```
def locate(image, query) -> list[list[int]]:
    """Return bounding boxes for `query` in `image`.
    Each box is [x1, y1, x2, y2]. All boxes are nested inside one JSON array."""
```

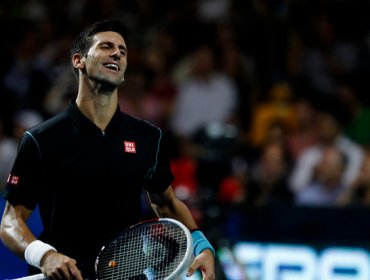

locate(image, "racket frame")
[[94, 217, 194, 280]]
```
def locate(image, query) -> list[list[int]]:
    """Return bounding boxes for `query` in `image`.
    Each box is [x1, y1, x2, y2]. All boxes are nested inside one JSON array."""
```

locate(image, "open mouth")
[[104, 63, 120, 72]]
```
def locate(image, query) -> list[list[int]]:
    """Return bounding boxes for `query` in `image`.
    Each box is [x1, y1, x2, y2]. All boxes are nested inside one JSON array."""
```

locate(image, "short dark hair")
[[70, 19, 128, 77]]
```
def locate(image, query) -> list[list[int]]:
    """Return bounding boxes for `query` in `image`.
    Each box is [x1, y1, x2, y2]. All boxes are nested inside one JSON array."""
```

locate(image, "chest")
[[41, 132, 156, 189]]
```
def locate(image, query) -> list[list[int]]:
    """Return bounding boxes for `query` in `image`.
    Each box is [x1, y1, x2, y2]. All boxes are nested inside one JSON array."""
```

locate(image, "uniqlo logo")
[[7, 174, 20, 185], [124, 141, 136, 153]]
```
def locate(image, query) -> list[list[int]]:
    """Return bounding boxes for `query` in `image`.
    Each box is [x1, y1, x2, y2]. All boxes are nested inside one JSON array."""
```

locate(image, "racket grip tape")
[[25, 240, 57, 269], [191, 230, 215, 257]]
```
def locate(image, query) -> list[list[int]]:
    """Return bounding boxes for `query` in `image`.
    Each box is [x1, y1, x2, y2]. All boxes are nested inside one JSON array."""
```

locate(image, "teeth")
[[105, 63, 119, 71]]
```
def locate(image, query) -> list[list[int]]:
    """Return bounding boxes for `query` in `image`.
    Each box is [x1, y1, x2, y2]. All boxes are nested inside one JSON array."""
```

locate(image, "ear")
[[72, 53, 85, 70]]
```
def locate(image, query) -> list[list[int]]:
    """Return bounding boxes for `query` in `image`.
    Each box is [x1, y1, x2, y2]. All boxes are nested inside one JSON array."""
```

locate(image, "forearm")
[[158, 196, 198, 231], [149, 186, 198, 231], [0, 202, 36, 259], [154, 189, 215, 258], [151, 187, 215, 279]]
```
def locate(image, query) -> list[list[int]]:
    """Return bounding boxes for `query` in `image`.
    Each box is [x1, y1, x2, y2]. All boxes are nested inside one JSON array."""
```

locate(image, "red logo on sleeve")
[[7, 174, 20, 185], [124, 141, 136, 153]]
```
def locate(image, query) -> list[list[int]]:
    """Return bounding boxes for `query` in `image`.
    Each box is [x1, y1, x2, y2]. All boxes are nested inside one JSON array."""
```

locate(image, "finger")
[[186, 259, 201, 277], [199, 267, 216, 280], [49, 270, 63, 280], [68, 266, 83, 280], [55, 258, 78, 280], [190, 261, 215, 280], [64, 257, 79, 276]]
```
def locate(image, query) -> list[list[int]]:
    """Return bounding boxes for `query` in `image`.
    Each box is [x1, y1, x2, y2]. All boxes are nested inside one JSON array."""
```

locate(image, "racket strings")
[[96, 221, 189, 279]]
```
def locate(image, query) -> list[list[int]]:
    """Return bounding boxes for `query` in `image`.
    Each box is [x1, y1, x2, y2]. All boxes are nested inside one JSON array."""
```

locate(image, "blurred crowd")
[[1, 0, 370, 227]]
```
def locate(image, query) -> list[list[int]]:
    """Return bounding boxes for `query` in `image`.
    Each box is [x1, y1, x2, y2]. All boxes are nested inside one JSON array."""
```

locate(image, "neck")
[[76, 91, 118, 132]]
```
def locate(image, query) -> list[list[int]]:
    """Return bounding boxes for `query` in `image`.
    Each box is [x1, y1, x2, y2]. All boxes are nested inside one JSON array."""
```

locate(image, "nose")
[[110, 48, 122, 59]]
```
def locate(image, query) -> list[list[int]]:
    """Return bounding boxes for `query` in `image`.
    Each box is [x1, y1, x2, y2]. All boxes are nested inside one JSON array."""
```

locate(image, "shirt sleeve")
[[3, 132, 42, 210]]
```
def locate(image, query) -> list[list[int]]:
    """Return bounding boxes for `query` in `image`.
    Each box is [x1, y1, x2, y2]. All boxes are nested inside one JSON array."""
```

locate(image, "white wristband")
[[24, 240, 57, 269]]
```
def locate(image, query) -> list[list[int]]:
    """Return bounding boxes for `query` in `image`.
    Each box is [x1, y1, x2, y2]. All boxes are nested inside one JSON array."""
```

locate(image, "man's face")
[[83, 31, 127, 88]]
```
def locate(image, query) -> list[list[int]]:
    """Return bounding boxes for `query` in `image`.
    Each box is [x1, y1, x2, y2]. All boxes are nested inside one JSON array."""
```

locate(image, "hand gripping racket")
[[9, 218, 194, 280]]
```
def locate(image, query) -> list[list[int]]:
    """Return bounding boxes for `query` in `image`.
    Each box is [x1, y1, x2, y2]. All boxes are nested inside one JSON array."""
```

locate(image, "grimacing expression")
[[82, 31, 128, 88]]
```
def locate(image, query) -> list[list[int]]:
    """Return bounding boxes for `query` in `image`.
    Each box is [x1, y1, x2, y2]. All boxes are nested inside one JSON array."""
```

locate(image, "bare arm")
[[148, 186, 198, 230], [148, 186, 215, 280], [1, 202, 83, 280], [0, 202, 36, 259]]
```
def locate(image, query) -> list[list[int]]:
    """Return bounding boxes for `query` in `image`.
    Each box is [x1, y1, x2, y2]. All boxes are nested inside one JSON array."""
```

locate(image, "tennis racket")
[[9, 218, 194, 280]]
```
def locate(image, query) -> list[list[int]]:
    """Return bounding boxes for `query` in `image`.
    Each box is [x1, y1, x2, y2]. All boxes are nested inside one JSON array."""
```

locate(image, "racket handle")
[[7, 273, 48, 280]]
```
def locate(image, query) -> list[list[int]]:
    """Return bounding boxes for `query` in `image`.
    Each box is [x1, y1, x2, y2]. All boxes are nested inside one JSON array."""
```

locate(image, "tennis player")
[[0, 19, 215, 280]]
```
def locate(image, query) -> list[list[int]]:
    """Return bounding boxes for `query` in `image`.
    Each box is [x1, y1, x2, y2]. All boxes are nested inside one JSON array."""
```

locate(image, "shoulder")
[[15, 113, 69, 158], [121, 112, 162, 136], [29, 111, 70, 135]]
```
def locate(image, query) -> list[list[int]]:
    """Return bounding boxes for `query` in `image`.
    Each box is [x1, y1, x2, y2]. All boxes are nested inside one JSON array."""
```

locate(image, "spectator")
[[169, 43, 238, 141], [297, 14, 360, 98], [247, 81, 298, 149], [336, 76, 370, 148], [286, 95, 318, 160], [247, 140, 294, 206], [337, 149, 370, 207], [288, 106, 364, 194], [295, 145, 347, 206]]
